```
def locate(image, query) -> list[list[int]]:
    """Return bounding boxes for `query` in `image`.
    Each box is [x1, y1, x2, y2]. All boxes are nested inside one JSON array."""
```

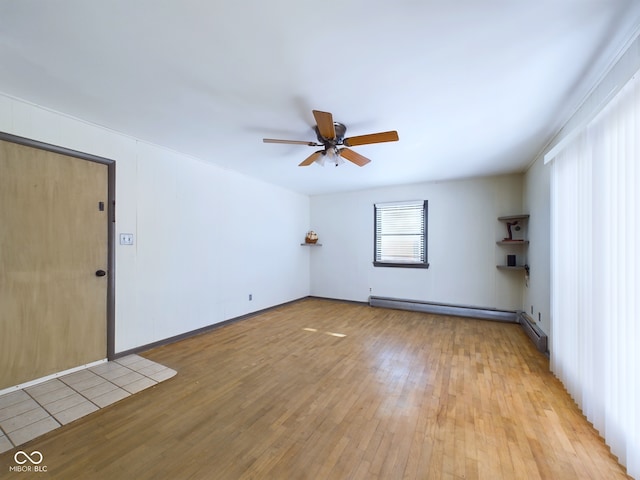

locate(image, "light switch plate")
[[120, 233, 134, 245]]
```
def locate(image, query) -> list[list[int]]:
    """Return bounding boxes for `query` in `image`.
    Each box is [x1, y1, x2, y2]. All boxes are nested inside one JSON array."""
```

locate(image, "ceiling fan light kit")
[[263, 110, 399, 167]]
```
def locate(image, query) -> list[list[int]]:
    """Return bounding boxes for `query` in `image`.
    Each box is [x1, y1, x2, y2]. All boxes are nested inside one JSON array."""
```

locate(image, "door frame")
[[0, 131, 116, 360]]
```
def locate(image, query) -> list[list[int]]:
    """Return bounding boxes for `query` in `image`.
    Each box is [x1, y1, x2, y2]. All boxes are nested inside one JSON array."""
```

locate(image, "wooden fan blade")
[[299, 151, 324, 166], [343, 130, 399, 147], [263, 138, 320, 146], [312, 110, 336, 139], [340, 148, 371, 167]]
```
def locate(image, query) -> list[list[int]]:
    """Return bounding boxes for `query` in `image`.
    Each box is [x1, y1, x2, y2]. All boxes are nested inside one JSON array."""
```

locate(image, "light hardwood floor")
[[0, 298, 630, 479]]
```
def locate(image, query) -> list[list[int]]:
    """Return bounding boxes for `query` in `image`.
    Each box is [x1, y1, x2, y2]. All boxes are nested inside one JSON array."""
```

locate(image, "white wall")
[[309, 175, 525, 310], [522, 157, 551, 335], [0, 93, 310, 353]]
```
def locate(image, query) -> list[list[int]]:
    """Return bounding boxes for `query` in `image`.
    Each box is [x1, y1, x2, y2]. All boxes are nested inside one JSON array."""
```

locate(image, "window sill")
[[373, 262, 430, 269]]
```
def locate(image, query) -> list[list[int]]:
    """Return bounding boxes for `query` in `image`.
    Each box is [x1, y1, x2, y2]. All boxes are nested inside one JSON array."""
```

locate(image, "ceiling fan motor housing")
[[315, 122, 347, 144]]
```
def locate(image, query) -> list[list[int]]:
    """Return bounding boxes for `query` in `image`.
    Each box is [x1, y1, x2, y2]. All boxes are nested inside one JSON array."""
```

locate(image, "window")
[[374, 200, 428, 268]]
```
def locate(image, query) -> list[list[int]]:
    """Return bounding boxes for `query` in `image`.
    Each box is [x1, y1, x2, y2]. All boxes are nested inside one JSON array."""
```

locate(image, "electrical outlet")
[[531, 305, 533, 314], [538, 312, 541, 322], [249, 294, 252, 301]]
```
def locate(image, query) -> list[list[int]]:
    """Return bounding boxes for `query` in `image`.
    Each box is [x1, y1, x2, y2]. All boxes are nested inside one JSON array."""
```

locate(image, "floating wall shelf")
[[497, 214, 529, 271], [498, 214, 530, 222]]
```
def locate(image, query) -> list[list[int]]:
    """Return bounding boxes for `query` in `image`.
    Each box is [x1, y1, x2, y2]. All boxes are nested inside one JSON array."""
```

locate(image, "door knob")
[[95, 270, 107, 277]]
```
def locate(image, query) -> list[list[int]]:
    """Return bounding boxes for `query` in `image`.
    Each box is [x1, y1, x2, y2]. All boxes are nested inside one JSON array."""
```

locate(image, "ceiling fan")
[[263, 110, 399, 167]]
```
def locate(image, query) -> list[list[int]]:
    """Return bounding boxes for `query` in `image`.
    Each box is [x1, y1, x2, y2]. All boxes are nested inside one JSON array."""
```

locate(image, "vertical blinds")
[[550, 71, 640, 478], [374, 200, 427, 265]]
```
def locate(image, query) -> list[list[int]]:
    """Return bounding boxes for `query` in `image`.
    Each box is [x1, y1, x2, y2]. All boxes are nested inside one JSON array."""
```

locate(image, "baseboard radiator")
[[518, 312, 548, 353], [368, 296, 548, 353], [368, 296, 518, 323]]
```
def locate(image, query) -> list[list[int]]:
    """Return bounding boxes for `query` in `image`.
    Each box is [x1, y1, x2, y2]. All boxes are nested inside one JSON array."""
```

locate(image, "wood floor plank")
[[0, 298, 631, 479]]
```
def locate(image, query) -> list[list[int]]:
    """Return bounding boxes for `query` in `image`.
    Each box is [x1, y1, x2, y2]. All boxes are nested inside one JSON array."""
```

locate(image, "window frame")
[[373, 200, 429, 269]]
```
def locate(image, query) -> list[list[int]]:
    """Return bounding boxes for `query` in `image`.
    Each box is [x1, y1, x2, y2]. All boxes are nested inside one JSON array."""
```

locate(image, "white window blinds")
[[374, 200, 428, 267]]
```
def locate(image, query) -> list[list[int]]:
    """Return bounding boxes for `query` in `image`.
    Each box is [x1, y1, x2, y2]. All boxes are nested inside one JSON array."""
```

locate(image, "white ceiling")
[[1, 1, 639, 195]]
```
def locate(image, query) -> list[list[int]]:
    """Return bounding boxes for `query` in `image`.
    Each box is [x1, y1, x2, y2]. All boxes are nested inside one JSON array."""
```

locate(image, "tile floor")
[[0, 354, 176, 453]]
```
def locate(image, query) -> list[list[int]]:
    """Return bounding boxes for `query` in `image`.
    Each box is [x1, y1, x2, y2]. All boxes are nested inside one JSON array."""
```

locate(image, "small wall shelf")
[[301, 243, 322, 246], [497, 214, 529, 271], [498, 214, 530, 222]]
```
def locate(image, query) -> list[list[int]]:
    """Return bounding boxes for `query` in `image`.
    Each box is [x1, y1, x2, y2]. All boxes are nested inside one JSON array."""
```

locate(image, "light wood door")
[[0, 139, 108, 390]]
